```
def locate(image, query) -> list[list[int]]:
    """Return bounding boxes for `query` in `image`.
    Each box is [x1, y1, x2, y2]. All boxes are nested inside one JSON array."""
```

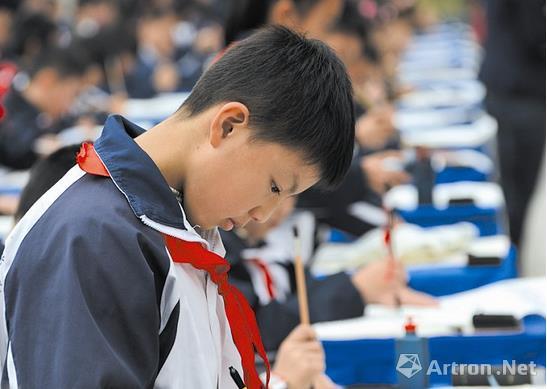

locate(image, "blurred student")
[[0, 46, 88, 170], [480, 0, 546, 246], [124, 8, 179, 98], [321, 6, 409, 196], [0, 27, 355, 387], [224, 0, 344, 45], [222, 197, 437, 351], [3, 10, 58, 68]]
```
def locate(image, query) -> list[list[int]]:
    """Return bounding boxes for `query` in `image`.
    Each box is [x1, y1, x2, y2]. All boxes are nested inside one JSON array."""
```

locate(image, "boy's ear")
[[209, 102, 250, 147]]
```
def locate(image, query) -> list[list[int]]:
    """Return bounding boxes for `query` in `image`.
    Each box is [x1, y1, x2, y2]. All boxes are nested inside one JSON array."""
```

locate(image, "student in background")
[[3, 10, 58, 69], [124, 7, 179, 98], [223, 197, 437, 351], [224, 0, 344, 45], [480, 0, 546, 247], [297, 2, 410, 237], [13, 145, 81, 222], [0, 47, 89, 170]]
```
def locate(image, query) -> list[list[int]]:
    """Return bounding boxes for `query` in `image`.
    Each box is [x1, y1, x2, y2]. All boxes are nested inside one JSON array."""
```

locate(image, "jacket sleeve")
[[4, 213, 166, 388], [250, 270, 365, 351], [0, 117, 40, 170]]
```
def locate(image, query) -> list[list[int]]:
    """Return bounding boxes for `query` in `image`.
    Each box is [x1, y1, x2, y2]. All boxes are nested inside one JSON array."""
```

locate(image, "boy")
[[0, 26, 354, 388], [0, 47, 88, 170]]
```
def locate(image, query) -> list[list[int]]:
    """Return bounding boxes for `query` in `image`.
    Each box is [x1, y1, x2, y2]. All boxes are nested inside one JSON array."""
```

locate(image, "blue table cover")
[[408, 246, 517, 297], [435, 167, 489, 184], [398, 204, 504, 237], [323, 315, 545, 387]]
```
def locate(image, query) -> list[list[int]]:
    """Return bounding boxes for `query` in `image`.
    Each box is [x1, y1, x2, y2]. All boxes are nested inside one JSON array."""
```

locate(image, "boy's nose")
[[249, 199, 279, 223]]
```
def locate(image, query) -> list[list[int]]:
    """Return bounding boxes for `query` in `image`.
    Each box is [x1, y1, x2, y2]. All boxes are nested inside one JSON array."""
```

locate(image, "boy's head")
[[6, 11, 57, 64], [15, 145, 81, 222], [162, 26, 354, 231], [25, 46, 89, 119]]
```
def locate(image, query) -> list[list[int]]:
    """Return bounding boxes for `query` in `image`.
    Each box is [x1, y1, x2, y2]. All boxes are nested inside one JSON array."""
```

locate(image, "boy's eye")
[[271, 181, 281, 195]]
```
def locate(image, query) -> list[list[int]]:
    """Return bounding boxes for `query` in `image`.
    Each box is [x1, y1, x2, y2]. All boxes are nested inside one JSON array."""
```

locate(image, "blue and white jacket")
[[0, 115, 242, 388]]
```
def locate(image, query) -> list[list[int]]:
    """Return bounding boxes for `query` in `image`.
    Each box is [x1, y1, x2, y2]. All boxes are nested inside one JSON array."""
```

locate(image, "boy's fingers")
[[298, 341, 325, 354], [287, 324, 317, 342], [387, 170, 411, 185], [398, 287, 439, 307]]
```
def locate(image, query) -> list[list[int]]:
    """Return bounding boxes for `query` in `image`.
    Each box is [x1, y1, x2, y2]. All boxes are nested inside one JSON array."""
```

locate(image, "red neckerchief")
[[248, 258, 277, 300], [76, 143, 270, 389]]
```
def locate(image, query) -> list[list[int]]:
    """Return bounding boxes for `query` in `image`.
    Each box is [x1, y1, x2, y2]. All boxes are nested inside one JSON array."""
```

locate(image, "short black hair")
[[6, 11, 57, 60], [180, 26, 355, 190], [15, 145, 81, 221], [27, 45, 90, 79]]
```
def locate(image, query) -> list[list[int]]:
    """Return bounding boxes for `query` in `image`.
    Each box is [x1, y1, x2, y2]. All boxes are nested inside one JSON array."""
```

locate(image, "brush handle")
[[294, 252, 310, 325]]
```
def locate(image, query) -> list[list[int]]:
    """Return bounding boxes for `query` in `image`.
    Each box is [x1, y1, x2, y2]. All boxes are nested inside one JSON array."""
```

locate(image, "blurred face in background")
[[137, 13, 177, 58], [372, 18, 412, 78], [32, 69, 84, 120], [77, 0, 119, 30], [300, 0, 344, 38], [269, 0, 344, 39], [50, 76, 83, 119], [323, 31, 368, 86], [21, 0, 57, 19], [0, 9, 12, 51]]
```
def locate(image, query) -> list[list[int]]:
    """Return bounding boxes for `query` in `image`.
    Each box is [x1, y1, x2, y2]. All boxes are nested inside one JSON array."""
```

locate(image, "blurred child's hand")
[[273, 324, 326, 389], [313, 373, 338, 389], [351, 259, 407, 305], [360, 150, 411, 194], [351, 259, 438, 307], [397, 286, 438, 307]]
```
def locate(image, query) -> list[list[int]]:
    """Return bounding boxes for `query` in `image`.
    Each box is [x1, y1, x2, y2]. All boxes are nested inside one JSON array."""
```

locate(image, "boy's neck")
[[134, 113, 201, 193]]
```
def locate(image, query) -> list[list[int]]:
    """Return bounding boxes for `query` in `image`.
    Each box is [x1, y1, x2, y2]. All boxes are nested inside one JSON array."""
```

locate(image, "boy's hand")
[[273, 324, 326, 389], [397, 286, 438, 307], [312, 373, 338, 389], [351, 260, 438, 307], [360, 151, 411, 195], [351, 259, 407, 305]]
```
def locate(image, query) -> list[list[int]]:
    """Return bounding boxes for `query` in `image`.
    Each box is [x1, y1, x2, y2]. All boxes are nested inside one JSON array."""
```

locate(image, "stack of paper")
[[314, 278, 545, 341]]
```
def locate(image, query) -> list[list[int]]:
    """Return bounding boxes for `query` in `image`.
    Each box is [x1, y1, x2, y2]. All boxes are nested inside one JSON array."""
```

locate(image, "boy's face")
[[242, 196, 296, 241], [49, 76, 82, 119], [34, 70, 83, 120], [182, 105, 319, 231]]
